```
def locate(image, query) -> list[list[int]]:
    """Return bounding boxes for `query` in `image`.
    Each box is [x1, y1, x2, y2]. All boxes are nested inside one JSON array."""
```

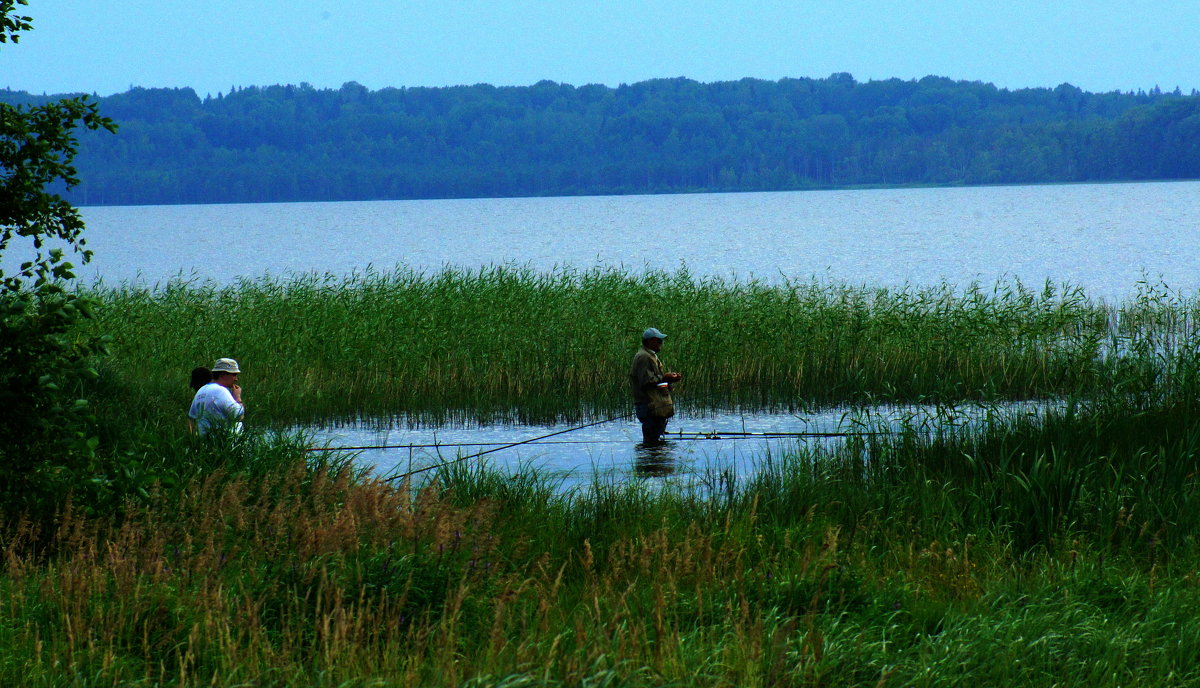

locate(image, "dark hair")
[[190, 366, 211, 391]]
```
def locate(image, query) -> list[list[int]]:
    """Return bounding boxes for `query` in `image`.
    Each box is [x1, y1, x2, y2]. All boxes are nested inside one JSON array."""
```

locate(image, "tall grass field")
[[4, 398, 1200, 686], [82, 266, 1198, 427], [4, 267, 1200, 686]]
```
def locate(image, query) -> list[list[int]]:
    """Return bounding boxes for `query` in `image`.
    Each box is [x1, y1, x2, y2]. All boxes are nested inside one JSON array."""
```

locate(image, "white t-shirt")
[[188, 382, 245, 435]]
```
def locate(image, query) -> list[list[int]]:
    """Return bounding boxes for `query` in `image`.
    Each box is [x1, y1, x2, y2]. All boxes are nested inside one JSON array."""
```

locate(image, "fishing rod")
[[380, 412, 631, 482], [309, 425, 892, 451], [306, 428, 893, 453], [308, 439, 619, 451], [667, 430, 895, 438]]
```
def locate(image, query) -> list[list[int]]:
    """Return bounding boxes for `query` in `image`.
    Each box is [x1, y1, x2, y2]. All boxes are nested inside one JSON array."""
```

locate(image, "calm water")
[[309, 402, 1046, 489], [15, 180, 1200, 303]]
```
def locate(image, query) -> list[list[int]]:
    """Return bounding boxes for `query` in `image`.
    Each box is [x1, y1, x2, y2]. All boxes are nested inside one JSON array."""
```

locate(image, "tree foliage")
[[2, 74, 1197, 206], [0, 0, 117, 517]]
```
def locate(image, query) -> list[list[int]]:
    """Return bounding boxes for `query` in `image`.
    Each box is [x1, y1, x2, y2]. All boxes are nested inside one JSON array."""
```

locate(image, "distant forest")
[[4, 74, 1200, 205]]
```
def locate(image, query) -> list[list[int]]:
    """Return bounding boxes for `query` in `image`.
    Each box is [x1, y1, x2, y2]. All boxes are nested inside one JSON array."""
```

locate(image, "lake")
[[14, 180, 1200, 304], [12, 181, 1197, 481]]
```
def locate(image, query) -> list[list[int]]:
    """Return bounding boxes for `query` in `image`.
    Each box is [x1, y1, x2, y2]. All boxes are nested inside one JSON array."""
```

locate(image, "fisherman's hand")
[[664, 372, 682, 383], [231, 384, 243, 403]]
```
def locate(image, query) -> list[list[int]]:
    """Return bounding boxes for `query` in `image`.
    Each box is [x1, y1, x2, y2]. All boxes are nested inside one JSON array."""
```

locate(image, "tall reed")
[[4, 395, 1199, 686], [9, 270, 1198, 685], [84, 266, 1169, 429]]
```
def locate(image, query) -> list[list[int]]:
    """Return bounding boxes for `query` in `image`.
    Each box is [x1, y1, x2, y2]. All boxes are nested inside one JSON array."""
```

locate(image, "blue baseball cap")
[[642, 327, 667, 340]]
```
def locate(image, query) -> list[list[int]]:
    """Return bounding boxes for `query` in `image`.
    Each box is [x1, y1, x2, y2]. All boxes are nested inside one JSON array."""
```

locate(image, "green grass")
[[84, 265, 1194, 430], [3, 394, 1200, 686], [6, 269, 1200, 685]]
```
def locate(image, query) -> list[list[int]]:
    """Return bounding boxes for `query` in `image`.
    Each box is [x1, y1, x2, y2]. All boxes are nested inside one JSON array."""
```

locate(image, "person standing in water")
[[629, 328, 682, 445], [188, 358, 245, 436]]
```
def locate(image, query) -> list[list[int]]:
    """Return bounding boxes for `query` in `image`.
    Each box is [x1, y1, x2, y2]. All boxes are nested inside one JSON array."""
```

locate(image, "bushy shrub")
[[1, 0, 116, 518]]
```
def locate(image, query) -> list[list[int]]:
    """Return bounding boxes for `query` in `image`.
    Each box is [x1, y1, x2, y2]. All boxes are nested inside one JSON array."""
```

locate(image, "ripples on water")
[[6, 181, 1199, 304]]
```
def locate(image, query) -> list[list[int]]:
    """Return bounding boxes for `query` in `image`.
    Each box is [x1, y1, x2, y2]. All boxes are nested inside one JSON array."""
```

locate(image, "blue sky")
[[3, 1, 1198, 97]]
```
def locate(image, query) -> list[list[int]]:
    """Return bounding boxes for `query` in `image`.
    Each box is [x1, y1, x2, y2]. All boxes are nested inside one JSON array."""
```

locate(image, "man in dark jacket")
[[629, 327, 682, 445]]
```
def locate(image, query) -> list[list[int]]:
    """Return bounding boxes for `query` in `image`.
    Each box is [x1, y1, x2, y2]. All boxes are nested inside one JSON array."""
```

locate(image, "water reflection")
[[634, 441, 677, 477]]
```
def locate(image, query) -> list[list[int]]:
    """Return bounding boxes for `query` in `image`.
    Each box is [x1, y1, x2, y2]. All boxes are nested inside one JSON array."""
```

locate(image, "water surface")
[[12, 181, 1200, 303], [6, 184, 1146, 479], [308, 401, 1046, 489]]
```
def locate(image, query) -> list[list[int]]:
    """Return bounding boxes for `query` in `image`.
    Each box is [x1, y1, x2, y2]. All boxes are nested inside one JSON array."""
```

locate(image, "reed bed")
[[3, 397, 1199, 687], [8, 269, 1197, 685], [82, 265, 1196, 429]]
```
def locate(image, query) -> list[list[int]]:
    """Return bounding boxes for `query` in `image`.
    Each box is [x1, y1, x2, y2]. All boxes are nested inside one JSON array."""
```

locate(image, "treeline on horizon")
[[4, 73, 1200, 206]]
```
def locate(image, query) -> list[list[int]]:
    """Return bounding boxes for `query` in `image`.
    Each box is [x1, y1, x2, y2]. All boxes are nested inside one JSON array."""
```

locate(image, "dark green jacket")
[[629, 346, 665, 404]]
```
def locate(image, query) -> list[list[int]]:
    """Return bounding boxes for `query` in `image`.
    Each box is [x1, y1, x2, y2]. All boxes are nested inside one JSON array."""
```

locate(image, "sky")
[[2, 1, 1198, 98]]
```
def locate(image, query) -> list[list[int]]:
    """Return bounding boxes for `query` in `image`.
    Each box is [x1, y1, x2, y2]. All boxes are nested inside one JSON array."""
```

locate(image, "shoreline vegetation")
[[5, 267, 1200, 685], [4, 401, 1199, 685], [84, 265, 1191, 427]]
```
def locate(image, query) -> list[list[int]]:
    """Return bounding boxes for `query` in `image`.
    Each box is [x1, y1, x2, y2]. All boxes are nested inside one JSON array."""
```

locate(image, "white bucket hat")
[[212, 358, 240, 374]]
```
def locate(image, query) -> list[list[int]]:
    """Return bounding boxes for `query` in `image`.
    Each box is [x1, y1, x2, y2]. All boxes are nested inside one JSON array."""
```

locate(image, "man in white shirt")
[[189, 357, 245, 436]]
